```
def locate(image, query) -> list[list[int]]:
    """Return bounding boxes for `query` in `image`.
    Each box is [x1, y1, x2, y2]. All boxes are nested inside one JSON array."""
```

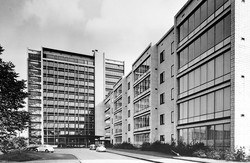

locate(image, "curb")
[[107, 150, 207, 163]]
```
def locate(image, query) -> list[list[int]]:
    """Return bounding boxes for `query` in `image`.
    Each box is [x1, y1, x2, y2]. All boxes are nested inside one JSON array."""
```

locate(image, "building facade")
[[27, 47, 124, 147], [104, 0, 250, 150]]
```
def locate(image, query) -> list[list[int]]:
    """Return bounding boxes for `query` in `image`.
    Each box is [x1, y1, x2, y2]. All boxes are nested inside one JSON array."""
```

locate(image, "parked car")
[[35, 145, 54, 153], [96, 145, 106, 152], [25, 145, 40, 151], [89, 144, 96, 150]]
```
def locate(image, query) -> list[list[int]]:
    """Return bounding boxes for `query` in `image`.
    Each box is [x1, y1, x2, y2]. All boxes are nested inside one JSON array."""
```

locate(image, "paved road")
[[56, 148, 148, 163], [55, 148, 196, 163]]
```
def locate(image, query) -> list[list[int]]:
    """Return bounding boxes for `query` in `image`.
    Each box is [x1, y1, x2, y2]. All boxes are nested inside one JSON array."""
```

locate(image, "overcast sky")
[[0, 0, 187, 79]]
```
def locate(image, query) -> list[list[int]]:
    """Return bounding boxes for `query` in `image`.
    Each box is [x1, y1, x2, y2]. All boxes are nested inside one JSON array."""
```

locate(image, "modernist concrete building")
[[27, 47, 124, 147], [104, 0, 250, 151]]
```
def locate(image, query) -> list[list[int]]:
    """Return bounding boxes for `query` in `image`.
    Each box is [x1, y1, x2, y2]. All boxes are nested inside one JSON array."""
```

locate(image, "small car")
[[89, 144, 96, 150], [35, 145, 54, 153], [96, 145, 106, 152]]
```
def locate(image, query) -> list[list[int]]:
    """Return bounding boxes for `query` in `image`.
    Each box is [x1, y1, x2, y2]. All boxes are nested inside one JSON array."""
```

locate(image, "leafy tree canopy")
[[0, 45, 30, 143]]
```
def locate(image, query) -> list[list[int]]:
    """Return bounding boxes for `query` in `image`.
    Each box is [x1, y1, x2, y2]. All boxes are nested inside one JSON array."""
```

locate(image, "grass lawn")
[[0, 151, 77, 162]]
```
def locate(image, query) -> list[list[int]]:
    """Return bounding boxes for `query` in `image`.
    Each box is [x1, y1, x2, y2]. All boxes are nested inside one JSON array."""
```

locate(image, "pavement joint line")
[[107, 150, 208, 163], [107, 150, 163, 163]]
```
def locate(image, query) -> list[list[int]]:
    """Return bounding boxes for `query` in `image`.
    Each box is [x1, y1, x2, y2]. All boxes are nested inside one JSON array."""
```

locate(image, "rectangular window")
[[194, 7, 201, 28], [188, 14, 195, 33], [201, 64, 207, 84], [194, 97, 200, 117], [224, 87, 230, 111], [160, 114, 165, 125], [194, 37, 201, 58], [207, 59, 215, 81], [128, 96, 130, 104], [128, 82, 130, 90], [171, 88, 174, 100], [207, 0, 215, 17], [160, 50, 165, 63], [207, 27, 215, 49], [188, 42, 195, 62], [128, 110, 130, 118], [171, 111, 174, 123], [200, 32, 207, 54], [171, 42, 174, 54], [215, 89, 223, 112], [128, 124, 130, 131], [207, 92, 215, 114], [200, 1, 208, 23], [171, 65, 174, 77], [201, 95, 207, 115], [224, 14, 231, 39], [160, 93, 165, 105], [179, 47, 188, 68], [215, 55, 223, 78], [160, 135, 165, 142], [224, 51, 231, 75], [215, 20, 224, 44], [188, 71, 195, 90], [160, 71, 165, 84], [194, 68, 201, 88], [188, 99, 194, 118]]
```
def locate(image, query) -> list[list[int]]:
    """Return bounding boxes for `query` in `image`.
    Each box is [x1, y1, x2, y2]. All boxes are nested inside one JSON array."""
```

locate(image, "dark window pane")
[[201, 1, 208, 23], [183, 20, 189, 39], [215, 0, 224, 10], [188, 14, 195, 33], [188, 42, 195, 62], [207, 125, 214, 147], [215, 20, 224, 44], [194, 37, 201, 58], [223, 123, 230, 147], [224, 14, 231, 39], [194, 8, 201, 28], [179, 25, 184, 41], [215, 124, 223, 148], [207, 27, 215, 49], [183, 47, 188, 66], [200, 32, 208, 53], [208, 0, 215, 16]]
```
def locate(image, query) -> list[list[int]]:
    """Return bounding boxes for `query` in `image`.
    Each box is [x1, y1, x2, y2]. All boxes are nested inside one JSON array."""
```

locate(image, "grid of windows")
[[178, 87, 230, 124], [179, 0, 229, 42], [134, 57, 151, 81], [134, 95, 150, 114], [114, 123, 122, 134], [134, 114, 150, 129], [179, 13, 231, 68], [179, 51, 230, 94], [114, 98, 122, 111], [134, 133, 149, 144], [134, 76, 150, 97], [114, 111, 122, 122], [178, 123, 230, 150]]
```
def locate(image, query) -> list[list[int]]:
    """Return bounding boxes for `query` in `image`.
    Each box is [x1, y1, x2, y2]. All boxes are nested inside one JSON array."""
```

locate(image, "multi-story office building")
[[175, 0, 250, 150], [105, 59, 125, 97], [27, 47, 124, 147], [104, 0, 250, 150]]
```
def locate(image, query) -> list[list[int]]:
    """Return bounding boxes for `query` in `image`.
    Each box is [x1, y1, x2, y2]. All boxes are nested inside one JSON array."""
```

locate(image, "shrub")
[[141, 142, 151, 151], [224, 147, 250, 162], [0, 137, 28, 154], [113, 142, 136, 149]]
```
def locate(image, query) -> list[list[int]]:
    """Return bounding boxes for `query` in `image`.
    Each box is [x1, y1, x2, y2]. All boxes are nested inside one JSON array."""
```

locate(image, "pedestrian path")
[[107, 149, 238, 163]]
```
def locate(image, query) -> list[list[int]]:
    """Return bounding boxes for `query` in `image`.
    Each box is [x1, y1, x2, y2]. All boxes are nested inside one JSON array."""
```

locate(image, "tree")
[[0, 45, 30, 153]]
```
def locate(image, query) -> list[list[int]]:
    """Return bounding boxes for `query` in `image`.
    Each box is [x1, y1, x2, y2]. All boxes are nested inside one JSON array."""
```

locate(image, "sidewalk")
[[107, 148, 238, 163]]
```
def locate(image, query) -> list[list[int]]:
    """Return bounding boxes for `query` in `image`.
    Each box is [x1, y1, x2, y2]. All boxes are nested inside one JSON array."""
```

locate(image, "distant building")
[[27, 47, 124, 147]]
